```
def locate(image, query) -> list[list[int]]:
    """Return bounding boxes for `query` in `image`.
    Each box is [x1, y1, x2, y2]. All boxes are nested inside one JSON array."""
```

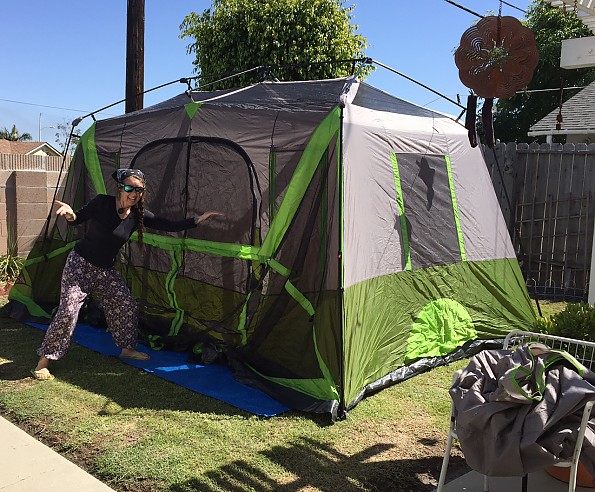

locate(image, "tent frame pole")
[[337, 107, 346, 419]]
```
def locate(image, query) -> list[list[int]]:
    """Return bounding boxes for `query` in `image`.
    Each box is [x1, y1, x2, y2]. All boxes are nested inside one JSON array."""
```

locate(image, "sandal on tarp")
[[31, 368, 54, 381]]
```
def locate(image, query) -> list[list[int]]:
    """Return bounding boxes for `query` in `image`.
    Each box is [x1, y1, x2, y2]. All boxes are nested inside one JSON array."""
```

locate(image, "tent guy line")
[[66, 58, 468, 134]]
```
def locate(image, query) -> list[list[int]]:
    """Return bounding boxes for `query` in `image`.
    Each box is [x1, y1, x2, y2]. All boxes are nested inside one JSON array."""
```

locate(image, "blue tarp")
[[27, 322, 289, 417]]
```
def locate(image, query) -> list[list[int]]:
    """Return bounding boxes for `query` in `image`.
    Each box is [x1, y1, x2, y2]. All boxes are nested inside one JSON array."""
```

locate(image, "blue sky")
[[1, 0, 531, 145]]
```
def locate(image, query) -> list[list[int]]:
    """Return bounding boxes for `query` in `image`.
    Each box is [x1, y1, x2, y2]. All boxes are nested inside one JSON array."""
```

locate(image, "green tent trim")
[[166, 248, 185, 337], [260, 107, 340, 258], [444, 154, 466, 262], [8, 241, 79, 318], [9, 284, 51, 319], [245, 321, 340, 402], [246, 363, 339, 402], [390, 153, 411, 271], [185, 102, 203, 120], [236, 291, 251, 345], [23, 241, 77, 266], [79, 122, 106, 195], [268, 259, 315, 316], [505, 347, 586, 401]]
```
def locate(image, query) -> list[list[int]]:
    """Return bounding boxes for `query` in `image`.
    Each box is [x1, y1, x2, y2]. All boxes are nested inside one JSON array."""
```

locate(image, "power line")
[[0, 97, 117, 116], [443, 0, 484, 18], [500, 0, 527, 14], [443, 0, 527, 18], [515, 85, 586, 94]]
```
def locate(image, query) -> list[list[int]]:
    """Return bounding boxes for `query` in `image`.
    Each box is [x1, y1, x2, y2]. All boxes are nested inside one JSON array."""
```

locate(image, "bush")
[[0, 252, 24, 285], [535, 302, 595, 341]]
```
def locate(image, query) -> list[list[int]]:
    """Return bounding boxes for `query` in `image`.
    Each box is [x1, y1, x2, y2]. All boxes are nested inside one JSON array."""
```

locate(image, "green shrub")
[[535, 302, 595, 341], [0, 252, 24, 284]]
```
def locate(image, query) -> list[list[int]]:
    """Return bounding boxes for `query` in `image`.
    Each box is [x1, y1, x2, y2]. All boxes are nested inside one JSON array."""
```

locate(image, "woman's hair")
[[115, 168, 147, 246], [136, 196, 145, 245]]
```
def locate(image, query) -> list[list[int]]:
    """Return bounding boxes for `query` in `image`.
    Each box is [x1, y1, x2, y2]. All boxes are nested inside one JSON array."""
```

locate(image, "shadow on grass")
[[0, 319, 266, 418], [0, 320, 471, 491], [168, 436, 468, 492]]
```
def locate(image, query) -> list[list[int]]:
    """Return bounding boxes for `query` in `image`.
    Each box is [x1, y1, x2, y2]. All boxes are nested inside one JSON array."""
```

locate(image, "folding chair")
[[437, 330, 595, 492]]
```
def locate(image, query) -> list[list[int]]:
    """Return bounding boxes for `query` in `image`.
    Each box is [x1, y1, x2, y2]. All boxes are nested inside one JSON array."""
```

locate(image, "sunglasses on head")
[[121, 184, 145, 193]]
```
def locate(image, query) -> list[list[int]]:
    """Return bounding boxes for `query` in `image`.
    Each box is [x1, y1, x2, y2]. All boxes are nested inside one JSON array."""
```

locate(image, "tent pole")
[[337, 107, 346, 420]]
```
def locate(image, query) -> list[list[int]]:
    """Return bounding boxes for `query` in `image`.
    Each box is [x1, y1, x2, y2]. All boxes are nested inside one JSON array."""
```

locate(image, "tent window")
[[392, 153, 461, 269]]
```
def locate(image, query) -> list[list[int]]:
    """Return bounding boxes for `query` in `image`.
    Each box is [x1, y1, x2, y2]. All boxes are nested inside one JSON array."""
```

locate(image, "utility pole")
[[125, 0, 145, 113]]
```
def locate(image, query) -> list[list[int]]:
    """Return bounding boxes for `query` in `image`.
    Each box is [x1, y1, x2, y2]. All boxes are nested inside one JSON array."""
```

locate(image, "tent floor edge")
[[1, 300, 51, 325], [228, 357, 340, 420], [346, 338, 504, 411]]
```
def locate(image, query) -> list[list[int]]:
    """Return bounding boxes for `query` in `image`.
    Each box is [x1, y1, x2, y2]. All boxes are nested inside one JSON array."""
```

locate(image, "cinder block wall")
[[0, 155, 70, 257]]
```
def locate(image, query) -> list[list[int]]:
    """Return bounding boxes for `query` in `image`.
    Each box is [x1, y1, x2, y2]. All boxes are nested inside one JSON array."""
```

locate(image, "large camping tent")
[[7, 77, 536, 418]]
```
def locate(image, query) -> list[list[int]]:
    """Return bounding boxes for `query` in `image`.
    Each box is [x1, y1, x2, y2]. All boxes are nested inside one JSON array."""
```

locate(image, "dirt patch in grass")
[[348, 412, 471, 490]]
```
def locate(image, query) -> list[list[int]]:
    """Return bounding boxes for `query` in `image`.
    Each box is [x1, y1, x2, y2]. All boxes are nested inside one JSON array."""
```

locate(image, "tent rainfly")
[[6, 77, 536, 418]]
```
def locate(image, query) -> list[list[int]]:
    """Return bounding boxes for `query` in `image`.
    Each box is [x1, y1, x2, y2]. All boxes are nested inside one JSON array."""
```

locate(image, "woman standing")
[[32, 168, 222, 380]]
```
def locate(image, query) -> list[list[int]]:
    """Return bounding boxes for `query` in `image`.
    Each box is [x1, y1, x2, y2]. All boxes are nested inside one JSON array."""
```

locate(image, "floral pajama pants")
[[38, 250, 138, 360]]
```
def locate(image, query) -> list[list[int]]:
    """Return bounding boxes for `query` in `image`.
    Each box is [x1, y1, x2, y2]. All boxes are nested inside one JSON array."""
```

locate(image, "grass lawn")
[[0, 298, 565, 491]]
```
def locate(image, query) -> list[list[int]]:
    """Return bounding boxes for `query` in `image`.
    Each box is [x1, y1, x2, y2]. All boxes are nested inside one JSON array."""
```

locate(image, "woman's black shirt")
[[71, 194, 195, 268]]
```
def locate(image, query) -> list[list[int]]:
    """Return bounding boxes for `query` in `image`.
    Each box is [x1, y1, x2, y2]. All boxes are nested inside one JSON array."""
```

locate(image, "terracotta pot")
[[546, 462, 595, 488]]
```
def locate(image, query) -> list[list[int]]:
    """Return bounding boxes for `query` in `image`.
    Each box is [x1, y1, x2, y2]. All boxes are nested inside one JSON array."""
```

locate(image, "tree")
[[53, 119, 81, 154], [492, 0, 595, 143], [180, 0, 369, 89], [0, 125, 32, 142]]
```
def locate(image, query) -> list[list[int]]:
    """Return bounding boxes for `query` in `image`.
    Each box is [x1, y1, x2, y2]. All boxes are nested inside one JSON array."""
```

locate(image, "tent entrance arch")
[[123, 136, 263, 347]]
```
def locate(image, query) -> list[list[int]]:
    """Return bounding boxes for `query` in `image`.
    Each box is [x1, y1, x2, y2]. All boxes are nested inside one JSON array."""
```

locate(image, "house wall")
[[0, 154, 71, 256], [566, 134, 594, 145]]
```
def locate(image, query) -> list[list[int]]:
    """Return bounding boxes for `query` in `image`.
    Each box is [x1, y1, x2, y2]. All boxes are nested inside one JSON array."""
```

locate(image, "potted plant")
[[0, 251, 24, 295]]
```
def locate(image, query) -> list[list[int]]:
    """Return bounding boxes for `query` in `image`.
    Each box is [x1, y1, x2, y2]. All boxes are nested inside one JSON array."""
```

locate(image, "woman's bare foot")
[[32, 356, 54, 380], [119, 348, 150, 361], [35, 356, 49, 372]]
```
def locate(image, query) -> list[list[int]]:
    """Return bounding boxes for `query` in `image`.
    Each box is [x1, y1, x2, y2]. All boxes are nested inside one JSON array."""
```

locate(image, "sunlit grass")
[[0, 298, 571, 491]]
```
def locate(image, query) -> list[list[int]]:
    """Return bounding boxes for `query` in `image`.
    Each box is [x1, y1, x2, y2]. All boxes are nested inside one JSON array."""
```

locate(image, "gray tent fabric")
[[451, 344, 595, 476]]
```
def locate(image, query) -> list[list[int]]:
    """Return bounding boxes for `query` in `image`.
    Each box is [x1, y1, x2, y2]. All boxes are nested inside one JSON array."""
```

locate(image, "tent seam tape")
[[445, 154, 466, 261], [390, 153, 412, 270], [166, 248, 184, 337], [80, 123, 106, 195]]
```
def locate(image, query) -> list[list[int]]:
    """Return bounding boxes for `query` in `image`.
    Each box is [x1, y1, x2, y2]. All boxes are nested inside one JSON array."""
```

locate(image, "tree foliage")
[[0, 125, 32, 142], [493, 0, 595, 143], [54, 120, 81, 154], [180, 0, 369, 89]]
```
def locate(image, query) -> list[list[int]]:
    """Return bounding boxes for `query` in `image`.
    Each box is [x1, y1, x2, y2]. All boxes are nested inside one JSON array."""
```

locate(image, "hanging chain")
[[556, 78, 565, 130]]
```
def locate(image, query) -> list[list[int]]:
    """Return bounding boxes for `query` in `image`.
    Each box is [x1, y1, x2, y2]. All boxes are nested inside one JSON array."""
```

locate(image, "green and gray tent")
[[8, 77, 536, 417]]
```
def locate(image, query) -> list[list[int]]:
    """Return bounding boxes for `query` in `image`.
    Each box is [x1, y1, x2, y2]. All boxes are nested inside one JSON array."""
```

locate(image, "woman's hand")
[[194, 211, 224, 225], [54, 200, 76, 222]]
